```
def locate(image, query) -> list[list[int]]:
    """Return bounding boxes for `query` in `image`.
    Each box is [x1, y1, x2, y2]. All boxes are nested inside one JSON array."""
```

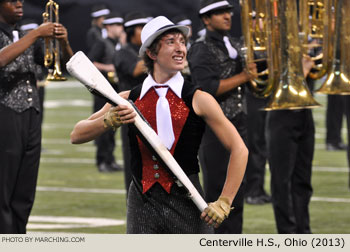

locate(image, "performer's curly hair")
[[142, 28, 187, 74]]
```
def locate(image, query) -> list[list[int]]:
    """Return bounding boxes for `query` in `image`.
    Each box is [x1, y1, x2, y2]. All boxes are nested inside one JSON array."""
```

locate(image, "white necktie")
[[12, 30, 19, 43], [223, 36, 238, 59], [155, 87, 175, 150]]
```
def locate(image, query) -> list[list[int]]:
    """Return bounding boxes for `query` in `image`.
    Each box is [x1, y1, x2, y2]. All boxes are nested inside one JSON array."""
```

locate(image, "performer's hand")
[[302, 55, 315, 78], [243, 62, 258, 81], [54, 23, 69, 44], [103, 105, 136, 130], [36, 22, 56, 38], [201, 196, 233, 228]]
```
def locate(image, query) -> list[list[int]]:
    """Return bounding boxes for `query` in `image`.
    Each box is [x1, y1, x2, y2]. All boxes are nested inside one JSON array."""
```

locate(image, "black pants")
[[0, 105, 41, 233], [326, 95, 346, 145], [245, 92, 268, 197], [93, 95, 116, 165], [266, 109, 314, 234], [199, 112, 247, 234]]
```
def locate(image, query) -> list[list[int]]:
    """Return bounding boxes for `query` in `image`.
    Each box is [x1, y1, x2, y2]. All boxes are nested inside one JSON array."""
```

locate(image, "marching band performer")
[[0, 0, 72, 233], [70, 16, 248, 233]]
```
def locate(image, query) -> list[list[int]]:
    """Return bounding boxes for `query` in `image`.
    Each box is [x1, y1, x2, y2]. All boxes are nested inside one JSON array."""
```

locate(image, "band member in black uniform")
[[0, 0, 73, 233], [86, 4, 110, 54], [71, 16, 247, 233], [113, 12, 148, 191], [266, 57, 315, 234], [326, 95, 347, 150], [188, 0, 257, 233], [88, 12, 125, 173]]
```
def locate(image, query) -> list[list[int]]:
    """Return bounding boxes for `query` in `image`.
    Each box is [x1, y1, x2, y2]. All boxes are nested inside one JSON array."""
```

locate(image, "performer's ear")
[[146, 49, 157, 60]]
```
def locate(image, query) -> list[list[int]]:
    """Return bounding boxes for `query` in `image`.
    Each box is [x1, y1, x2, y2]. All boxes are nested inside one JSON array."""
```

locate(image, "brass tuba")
[[42, 0, 66, 81], [240, 0, 320, 110]]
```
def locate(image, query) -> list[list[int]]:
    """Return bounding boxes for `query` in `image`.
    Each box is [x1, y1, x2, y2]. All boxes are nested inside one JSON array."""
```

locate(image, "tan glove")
[[206, 196, 233, 226], [103, 107, 122, 131]]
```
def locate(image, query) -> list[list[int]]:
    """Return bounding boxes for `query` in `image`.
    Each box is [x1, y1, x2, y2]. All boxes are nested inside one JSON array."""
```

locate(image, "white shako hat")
[[199, 0, 233, 16], [91, 4, 110, 18], [102, 12, 124, 25], [139, 16, 189, 56]]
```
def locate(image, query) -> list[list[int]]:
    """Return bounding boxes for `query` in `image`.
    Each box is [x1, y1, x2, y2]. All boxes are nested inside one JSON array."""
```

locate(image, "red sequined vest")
[[134, 87, 189, 193]]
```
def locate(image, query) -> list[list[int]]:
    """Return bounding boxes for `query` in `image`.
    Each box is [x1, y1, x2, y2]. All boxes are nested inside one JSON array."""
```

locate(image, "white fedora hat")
[[139, 16, 190, 56]]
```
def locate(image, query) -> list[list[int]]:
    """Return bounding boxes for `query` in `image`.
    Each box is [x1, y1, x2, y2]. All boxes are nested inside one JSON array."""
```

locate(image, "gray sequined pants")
[[126, 175, 213, 234]]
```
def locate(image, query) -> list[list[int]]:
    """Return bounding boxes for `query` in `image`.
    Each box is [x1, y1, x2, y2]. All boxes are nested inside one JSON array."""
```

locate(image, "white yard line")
[[40, 157, 96, 164], [313, 166, 348, 172], [44, 99, 91, 108], [27, 216, 125, 230], [42, 138, 121, 145], [36, 186, 126, 194], [311, 197, 350, 203], [46, 81, 83, 89]]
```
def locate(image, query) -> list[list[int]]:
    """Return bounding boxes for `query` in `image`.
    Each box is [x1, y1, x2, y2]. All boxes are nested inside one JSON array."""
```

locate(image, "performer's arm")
[[216, 62, 257, 96], [70, 91, 135, 144], [0, 22, 56, 67], [192, 90, 248, 227]]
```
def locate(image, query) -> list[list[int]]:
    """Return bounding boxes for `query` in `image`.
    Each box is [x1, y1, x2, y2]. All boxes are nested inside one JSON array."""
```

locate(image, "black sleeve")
[[187, 42, 220, 97]]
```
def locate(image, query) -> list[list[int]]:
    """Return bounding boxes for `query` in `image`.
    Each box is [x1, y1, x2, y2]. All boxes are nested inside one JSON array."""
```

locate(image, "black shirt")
[[188, 29, 246, 120], [86, 25, 103, 53], [113, 43, 147, 91], [88, 37, 119, 64]]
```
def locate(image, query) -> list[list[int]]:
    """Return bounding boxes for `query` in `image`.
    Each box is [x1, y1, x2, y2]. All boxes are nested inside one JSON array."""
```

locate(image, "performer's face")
[[155, 32, 187, 74], [203, 9, 232, 32], [0, 0, 23, 25], [107, 24, 124, 39]]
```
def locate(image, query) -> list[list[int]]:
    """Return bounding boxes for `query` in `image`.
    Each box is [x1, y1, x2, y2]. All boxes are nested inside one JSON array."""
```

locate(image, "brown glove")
[[103, 107, 122, 131], [206, 196, 233, 226]]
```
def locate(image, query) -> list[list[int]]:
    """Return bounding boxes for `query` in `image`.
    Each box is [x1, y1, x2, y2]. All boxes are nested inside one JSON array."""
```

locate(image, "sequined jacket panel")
[[0, 25, 40, 113], [128, 80, 205, 182], [188, 30, 247, 120]]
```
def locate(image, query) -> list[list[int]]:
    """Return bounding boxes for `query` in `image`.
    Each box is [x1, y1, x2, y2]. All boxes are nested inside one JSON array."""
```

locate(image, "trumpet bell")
[[46, 69, 67, 82]]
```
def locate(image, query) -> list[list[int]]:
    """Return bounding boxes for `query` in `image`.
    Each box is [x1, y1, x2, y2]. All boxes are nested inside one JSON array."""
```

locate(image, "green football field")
[[28, 80, 350, 234]]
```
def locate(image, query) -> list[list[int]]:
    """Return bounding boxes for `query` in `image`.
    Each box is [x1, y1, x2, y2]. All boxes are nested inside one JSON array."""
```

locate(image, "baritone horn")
[[43, 0, 66, 81]]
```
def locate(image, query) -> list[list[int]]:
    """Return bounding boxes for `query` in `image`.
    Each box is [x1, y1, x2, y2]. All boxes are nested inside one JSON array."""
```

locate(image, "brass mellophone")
[[43, 0, 66, 81]]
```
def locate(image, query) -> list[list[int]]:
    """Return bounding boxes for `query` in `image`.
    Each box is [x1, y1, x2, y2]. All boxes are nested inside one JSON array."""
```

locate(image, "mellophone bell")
[[42, 0, 66, 81]]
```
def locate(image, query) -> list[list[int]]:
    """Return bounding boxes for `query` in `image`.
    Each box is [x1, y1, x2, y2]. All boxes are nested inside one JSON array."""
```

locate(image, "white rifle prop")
[[66, 51, 208, 212]]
